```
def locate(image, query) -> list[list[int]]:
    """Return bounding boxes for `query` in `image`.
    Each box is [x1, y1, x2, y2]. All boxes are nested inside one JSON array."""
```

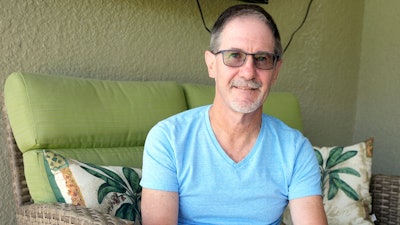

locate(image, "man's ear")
[[271, 59, 282, 84], [205, 51, 216, 78]]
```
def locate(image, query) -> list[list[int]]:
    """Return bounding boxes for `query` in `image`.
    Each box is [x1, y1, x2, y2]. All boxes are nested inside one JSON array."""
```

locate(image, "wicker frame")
[[2, 102, 400, 224], [370, 173, 400, 224]]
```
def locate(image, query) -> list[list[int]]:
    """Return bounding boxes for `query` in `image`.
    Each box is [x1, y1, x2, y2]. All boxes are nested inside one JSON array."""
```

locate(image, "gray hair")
[[209, 4, 282, 58]]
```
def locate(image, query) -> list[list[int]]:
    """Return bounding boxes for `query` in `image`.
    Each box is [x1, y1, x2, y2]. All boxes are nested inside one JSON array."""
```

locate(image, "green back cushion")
[[182, 83, 303, 131], [263, 92, 303, 132], [5, 72, 187, 152], [4, 72, 188, 202]]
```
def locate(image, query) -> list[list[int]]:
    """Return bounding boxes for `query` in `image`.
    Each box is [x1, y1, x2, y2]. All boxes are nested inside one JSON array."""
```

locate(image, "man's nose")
[[239, 56, 257, 79]]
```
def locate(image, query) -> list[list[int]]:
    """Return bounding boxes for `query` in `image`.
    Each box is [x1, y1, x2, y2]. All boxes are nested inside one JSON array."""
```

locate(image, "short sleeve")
[[288, 136, 322, 200], [140, 122, 179, 192]]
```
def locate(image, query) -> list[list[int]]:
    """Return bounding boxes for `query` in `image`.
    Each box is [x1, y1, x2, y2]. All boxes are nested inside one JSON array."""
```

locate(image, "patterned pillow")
[[282, 138, 374, 225], [43, 150, 142, 224]]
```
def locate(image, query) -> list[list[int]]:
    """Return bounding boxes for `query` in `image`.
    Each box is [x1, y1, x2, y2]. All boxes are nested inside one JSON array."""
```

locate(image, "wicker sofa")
[[3, 72, 400, 224]]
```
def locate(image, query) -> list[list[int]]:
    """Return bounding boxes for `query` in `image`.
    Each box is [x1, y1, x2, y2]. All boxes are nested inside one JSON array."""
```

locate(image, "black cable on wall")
[[195, 0, 315, 53]]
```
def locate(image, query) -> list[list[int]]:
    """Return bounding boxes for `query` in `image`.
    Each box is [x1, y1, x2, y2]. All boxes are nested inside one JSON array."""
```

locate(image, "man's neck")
[[208, 104, 262, 162]]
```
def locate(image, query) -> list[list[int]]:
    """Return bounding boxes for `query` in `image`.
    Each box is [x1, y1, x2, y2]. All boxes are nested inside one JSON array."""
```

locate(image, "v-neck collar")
[[204, 106, 265, 168]]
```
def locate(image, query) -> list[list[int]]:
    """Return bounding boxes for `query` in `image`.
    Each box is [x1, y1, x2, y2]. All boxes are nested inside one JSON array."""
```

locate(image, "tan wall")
[[3, 0, 397, 223], [354, 0, 400, 176]]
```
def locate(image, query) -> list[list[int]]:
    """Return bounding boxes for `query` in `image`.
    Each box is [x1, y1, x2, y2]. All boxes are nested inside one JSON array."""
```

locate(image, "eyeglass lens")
[[221, 50, 277, 70]]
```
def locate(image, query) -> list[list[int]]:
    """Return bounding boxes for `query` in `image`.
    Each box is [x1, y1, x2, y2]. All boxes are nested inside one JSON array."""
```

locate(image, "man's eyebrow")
[[224, 49, 274, 54]]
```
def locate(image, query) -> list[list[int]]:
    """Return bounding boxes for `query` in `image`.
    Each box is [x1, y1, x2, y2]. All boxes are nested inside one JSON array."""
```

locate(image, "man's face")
[[205, 15, 282, 114]]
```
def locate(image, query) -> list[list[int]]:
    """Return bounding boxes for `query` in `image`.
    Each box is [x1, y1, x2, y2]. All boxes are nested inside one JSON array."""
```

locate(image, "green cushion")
[[182, 83, 303, 131], [182, 83, 215, 109], [4, 72, 187, 152], [263, 92, 303, 132]]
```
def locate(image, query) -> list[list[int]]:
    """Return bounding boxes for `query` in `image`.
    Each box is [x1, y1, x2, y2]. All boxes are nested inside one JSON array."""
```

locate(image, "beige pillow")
[[282, 138, 374, 225], [43, 150, 142, 224]]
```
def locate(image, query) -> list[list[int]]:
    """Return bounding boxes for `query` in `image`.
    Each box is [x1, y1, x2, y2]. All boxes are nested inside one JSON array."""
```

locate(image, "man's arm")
[[141, 188, 179, 225], [289, 195, 328, 225]]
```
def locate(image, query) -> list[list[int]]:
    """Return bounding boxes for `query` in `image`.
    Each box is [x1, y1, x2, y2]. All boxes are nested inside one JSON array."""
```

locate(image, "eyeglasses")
[[213, 50, 280, 70]]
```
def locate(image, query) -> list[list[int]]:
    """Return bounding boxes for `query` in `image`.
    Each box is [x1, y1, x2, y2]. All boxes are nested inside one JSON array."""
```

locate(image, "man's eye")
[[255, 55, 269, 62], [228, 52, 243, 59]]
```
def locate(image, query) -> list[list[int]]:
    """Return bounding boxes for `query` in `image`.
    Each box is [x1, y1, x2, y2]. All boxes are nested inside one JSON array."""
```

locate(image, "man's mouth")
[[231, 80, 262, 90], [234, 86, 257, 90]]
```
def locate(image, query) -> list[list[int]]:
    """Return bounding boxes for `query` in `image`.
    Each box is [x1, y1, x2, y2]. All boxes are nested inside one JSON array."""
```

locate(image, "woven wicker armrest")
[[16, 202, 134, 225], [370, 174, 400, 225]]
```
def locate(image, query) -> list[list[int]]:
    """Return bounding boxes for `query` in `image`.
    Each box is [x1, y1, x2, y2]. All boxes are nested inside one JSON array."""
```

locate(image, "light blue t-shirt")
[[140, 105, 321, 225]]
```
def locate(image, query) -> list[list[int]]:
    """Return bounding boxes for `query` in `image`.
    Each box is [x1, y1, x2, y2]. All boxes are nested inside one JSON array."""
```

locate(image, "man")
[[140, 4, 327, 225]]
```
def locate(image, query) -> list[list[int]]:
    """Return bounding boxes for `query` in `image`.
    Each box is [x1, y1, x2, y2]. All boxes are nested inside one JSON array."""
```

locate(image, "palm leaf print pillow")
[[43, 150, 142, 224], [315, 138, 374, 224], [282, 138, 374, 225]]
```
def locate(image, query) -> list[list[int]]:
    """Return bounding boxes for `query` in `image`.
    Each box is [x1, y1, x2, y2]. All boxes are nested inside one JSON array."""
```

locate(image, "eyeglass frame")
[[212, 49, 281, 70]]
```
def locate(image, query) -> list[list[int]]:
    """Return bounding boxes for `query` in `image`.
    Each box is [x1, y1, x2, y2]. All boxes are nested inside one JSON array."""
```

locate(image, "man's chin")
[[230, 101, 262, 114]]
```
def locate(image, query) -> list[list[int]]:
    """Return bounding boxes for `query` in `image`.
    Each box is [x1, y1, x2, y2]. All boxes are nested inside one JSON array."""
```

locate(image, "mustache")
[[231, 79, 262, 89]]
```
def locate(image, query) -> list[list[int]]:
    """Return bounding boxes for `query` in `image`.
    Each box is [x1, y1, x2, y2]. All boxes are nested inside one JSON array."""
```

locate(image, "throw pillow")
[[282, 138, 374, 225], [43, 150, 142, 224]]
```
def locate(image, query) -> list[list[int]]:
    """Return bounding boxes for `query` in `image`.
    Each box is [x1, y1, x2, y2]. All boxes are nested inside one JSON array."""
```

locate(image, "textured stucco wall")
[[273, 0, 364, 147], [354, 0, 400, 176], [0, 0, 372, 223]]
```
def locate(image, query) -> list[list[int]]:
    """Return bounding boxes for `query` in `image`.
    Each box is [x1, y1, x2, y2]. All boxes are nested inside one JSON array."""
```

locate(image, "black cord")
[[283, 0, 314, 53], [195, 0, 314, 53], [196, 0, 211, 33]]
